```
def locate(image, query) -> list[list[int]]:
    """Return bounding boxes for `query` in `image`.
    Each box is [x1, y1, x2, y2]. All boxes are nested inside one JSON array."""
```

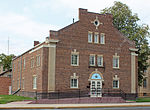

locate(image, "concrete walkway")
[[0, 102, 150, 109]]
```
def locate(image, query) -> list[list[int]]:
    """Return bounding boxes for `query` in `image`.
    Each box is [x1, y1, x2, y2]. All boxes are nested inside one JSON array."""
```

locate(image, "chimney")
[[79, 8, 87, 20], [34, 41, 40, 46]]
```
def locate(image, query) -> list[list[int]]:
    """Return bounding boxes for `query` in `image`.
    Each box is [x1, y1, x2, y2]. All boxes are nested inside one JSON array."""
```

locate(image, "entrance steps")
[[30, 97, 126, 104]]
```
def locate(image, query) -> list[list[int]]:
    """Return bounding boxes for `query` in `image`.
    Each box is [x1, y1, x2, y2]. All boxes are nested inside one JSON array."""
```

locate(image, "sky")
[[0, 0, 150, 56]]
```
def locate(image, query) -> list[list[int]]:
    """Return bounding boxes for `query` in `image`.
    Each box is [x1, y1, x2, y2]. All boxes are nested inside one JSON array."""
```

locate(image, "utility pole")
[[8, 36, 9, 55]]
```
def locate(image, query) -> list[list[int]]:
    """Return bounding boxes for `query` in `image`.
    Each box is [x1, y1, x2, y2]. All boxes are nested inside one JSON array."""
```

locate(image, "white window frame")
[[88, 31, 93, 43], [94, 33, 99, 43], [17, 79, 19, 89], [100, 33, 105, 44], [97, 55, 103, 67], [113, 80, 119, 89], [23, 58, 26, 69], [33, 76, 37, 89], [89, 54, 95, 66], [31, 57, 34, 68], [71, 50, 79, 66], [22, 78, 24, 89], [70, 73, 79, 88], [36, 55, 41, 66], [113, 53, 120, 69]]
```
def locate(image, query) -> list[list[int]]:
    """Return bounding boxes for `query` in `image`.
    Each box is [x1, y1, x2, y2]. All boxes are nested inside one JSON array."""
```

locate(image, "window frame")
[[36, 55, 41, 67], [71, 51, 79, 66], [113, 80, 119, 89], [70, 78, 78, 88], [113, 54, 120, 69], [88, 31, 93, 43], [97, 55, 103, 67], [100, 33, 105, 44], [94, 32, 99, 43], [89, 54, 96, 66], [33, 76, 37, 89]]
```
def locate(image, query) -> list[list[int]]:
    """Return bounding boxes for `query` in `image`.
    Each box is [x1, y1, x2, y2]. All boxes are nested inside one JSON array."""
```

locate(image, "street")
[[4, 107, 150, 110]]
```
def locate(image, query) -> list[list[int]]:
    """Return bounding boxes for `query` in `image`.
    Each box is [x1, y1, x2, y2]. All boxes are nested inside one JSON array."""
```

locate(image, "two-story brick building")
[[12, 8, 138, 99]]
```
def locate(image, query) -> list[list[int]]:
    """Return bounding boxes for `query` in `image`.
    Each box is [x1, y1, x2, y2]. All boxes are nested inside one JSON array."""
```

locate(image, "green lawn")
[[0, 95, 34, 104], [136, 97, 150, 102]]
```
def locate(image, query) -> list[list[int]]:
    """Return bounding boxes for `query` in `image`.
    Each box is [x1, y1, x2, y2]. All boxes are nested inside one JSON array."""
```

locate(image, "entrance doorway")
[[89, 71, 103, 97], [90, 80, 102, 97]]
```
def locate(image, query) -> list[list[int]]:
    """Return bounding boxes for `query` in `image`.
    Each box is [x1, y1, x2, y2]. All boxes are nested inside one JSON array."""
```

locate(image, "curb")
[[0, 104, 150, 109]]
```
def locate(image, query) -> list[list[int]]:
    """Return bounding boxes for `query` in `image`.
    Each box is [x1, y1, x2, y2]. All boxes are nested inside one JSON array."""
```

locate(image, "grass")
[[0, 95, 34, 104], [136, 97, 150, 102], [128, 97, 150, 102]]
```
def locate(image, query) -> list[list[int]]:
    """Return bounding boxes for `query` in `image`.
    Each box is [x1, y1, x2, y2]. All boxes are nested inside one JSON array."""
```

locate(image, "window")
[[23, 59, 26, 69], [22, 78, 24, 89], [113, 80, 119, 88], [97, 55, 103, 66], [94, 33, 99, 43], [113, 54, 119, 68], [33, 76, 37, 89], [36, 55, 41, 66], [143, 78, 147, 88], [89, 55, 95, 66], [31, 57, 34, 68], [100, 33, 105, 44], [71, 79, 78, 88], [88, 32, 93, 43], [71, 53, 79, 66], [17, 79, 19, 89]]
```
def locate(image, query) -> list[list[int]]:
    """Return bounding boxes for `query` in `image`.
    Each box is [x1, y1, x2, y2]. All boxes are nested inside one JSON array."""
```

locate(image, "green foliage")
[[0, 95, 33, 104], [101, 1, 150, 86], [0, 53, 15, 71]]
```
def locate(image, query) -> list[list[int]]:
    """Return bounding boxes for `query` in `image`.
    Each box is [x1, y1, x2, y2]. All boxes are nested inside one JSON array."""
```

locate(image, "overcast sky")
[[0, 0, 150, 56]]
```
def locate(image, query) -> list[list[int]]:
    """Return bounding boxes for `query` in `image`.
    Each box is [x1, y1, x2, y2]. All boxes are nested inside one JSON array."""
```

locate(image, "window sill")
[[113, 67, 120, 69], [113, 87, 119, 89], [89, 65, 104, 68], [70, 87, 78, 89], [33, 88, 37, 90], [71, 64, 79, 67]]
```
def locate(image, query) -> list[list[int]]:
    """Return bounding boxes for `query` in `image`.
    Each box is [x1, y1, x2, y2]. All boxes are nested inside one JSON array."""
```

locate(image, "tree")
[[101, 1, 150, 86], [0, 53, 15, 71]]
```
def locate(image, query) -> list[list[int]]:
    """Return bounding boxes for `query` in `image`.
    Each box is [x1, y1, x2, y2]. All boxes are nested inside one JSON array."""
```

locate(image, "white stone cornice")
[[45, 39, 59, 44], [129, 48, 138, 52]]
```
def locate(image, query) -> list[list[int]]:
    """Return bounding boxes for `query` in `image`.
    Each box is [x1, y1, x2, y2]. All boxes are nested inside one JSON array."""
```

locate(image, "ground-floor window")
[[70, 78, 78, 88], [33, 76, 37, 89], [113, 80, 119, 88]]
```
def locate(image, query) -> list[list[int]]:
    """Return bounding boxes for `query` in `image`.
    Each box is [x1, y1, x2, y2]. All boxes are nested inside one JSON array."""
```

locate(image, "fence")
[[15, 88, 137, 100]]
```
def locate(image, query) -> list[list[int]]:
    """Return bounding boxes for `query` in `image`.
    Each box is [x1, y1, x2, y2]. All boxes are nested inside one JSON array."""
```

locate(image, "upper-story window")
[[89, 54, 95, 66], [23, 58, 26, 69], [71, 49, 79, 66], [36, 55, 41, 66], [113, 53, 119, 68], [94, 33, 99, 43], [88, 32, 93, 43], [100, 33, 105, 44], [97, 55, 103, 67], [31, 57, 34, 68]]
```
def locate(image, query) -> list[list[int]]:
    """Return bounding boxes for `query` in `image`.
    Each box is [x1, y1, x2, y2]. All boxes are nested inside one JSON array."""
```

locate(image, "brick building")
[[12, 8, 138, 98], [138, 56, 150, 97]]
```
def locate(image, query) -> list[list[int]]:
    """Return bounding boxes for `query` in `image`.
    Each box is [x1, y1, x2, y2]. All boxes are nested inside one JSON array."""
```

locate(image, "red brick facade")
[[12, 8, 138, 98], [0, 77, 11, 95]]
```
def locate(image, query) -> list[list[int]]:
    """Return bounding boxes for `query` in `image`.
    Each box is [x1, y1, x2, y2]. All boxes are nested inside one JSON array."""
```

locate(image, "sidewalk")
[[0, 102, 150, 109]]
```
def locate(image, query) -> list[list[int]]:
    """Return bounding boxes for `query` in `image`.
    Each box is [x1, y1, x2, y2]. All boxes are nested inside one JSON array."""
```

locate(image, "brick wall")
[[0, 77, 11, 95]]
